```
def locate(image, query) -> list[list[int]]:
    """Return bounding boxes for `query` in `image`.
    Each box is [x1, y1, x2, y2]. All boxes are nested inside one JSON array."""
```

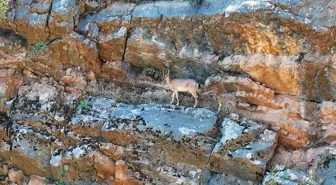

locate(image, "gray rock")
[[49, 0, 80, 37], [132, 2, 161, 18], [84, 0, 101, 11], [208, 117, 277, 182], [156, 1, 198, 17], [88, 23, 99, 39], [31, 3, 51, 14], [77, 14, 96, 34], [0, 124, 53, 177], [78, 2, 134, 34], [102, 102, 217, 141], [318, 156, 336, 185], [101, 101, 218, 171], [12, 2, 50, 43], [14, 5, 30, 20], [50, 143, 103, 182], [69, 97, 116, 136], [204, 172, 255, 185], [95, 2, 135, 18], [16, 0, 33, 6], [263, 168, 322, 185], [26, 12, 49, 26], [70, 96, 217, 183], [218, 118, 265, 151]]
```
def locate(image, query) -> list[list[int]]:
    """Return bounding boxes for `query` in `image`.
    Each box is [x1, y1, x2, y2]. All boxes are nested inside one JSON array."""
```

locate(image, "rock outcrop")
[[208, 117, 277, 182], [0, 80, 279, 184], [0, 0, 335, 184]]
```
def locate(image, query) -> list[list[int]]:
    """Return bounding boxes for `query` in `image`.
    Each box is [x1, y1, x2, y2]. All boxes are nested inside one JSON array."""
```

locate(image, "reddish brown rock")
[[238, 109, 310, 149], [48, 0, 81, 39], [202, 14, 305, 55], [300, 57, 336, 101], [240, 53, 300, 95], [322, 123, 336, 144], [271, 146, 336, 174], [99, 143, 125, 161], [236, 91, 284, 110], [50, 145, 96, 181], [49, 144, 127, 183], [8, 169, 24, 183], [48, 32, 101, 76], [115, 160, 137, 185], [205, 75, 275, 98], [101, 61, 128, 79], [321, 101, 336, 121], [208, 118, 277, 182], [98, 27, 127, 62], [0, 69, 23, 111], [0, 165, 8, 176], [94, 152, 116, 182], [28, 175, 44, 185], [124, 28, 168, 69], [0, 127, 53, 178], [9, 4, 49, 44], [87, 71, 96, 80], [60, 68, 87, 100]]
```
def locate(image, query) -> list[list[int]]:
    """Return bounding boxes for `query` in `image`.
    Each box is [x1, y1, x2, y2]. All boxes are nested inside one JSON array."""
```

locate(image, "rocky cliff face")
[[0, 0, 335, 184]]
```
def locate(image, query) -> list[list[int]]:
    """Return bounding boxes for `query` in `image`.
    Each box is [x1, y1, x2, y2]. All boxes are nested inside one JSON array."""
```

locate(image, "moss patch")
[[0, 0, 10, 18]]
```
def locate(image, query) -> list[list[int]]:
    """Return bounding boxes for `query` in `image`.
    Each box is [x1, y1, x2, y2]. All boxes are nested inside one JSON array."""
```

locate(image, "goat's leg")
[[170, 92, 175, 104], [231, 101, 237, 112], [217, 101, 222, 114], [226, 105, 230, 114], [176, 92, 179, 106], [191, 91, 198, 108]]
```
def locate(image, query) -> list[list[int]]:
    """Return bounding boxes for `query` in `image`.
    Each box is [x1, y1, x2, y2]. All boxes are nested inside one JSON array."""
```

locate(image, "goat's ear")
[[163, 69, 168, 78], [165, 69, 170, 77]]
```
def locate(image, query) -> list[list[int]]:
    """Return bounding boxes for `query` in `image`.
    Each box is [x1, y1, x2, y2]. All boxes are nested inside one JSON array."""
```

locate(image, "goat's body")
[[166, 76, 199, 107], [218, 93, 237, 113], [168, 79, 198, 92]]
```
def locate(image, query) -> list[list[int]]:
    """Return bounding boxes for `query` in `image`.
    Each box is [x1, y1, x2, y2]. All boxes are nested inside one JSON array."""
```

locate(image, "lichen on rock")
[[0, 0, 335, 184]]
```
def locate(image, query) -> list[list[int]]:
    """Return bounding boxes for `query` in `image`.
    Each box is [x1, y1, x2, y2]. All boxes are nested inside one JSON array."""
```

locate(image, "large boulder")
[[262, 167, 322, 185], [208, 116, 277, 182], [48, 0, 81, 39], [0, 124, 53, 177]]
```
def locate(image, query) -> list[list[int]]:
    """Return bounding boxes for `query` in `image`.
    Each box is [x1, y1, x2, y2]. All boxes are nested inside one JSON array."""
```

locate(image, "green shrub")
[[332, 43, 336, 54], [0, 0, 10, 18], [32, 41, 48, 54], [188, 0, 202, 6], [78, 99, 89, 114], [43, 169, 71, 185], [79, 99, 89, 110]]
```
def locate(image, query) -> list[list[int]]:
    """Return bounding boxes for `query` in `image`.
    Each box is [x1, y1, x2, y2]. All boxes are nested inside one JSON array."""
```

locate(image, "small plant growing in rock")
[[267, 168, 291, 185], [332, 43, 336, 54], [226, 64, 239, 72], [0, 0, 10, 18], [43, 169, 71, 185], [57, 178, 71, 185], [187, 0, 202, 6], [78, 99, 89, 113], [32, 41, 48, 54], [299, 170, 319, 185], [79, 99, 88, 109]]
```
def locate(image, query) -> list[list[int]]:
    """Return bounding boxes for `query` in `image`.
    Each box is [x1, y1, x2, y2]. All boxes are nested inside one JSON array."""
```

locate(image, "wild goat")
[[165, 71, 199, 108], [217, 93, 238, 113]]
